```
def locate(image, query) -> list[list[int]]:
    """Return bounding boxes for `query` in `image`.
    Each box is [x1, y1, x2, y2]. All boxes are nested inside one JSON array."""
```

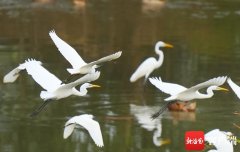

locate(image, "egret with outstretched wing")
[[149, 76, 228, 118], [130, 41, 173, 83], [64, 114, 104, 147], [205, 129, 234, 152], [4, 59, 100, 116], [49, 30, 122, 75]]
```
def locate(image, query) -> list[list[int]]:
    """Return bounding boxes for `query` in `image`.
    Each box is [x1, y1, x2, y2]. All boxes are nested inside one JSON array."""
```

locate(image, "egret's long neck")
[[72, 87, 87, 96], [197, 86, 215, 99], [155, 49, 164, 68]]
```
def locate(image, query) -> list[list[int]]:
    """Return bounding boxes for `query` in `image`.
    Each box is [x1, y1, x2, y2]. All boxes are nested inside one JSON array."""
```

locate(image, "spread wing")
[[3, 63, 25, 83], [60, 71, 100, 89], [149, 77, 187, 95], [227, 78, 240, 99], [69, 115, 104, 147], [80, 51, 122, 71], [63, 123, 76, 139], [24, 59, 62, 92], [49, 30, 86, 68], [183, 76, 227, 94]]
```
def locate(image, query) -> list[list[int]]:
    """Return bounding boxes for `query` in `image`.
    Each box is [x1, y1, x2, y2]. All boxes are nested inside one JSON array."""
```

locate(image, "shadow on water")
[[1, 0, 240, 152]]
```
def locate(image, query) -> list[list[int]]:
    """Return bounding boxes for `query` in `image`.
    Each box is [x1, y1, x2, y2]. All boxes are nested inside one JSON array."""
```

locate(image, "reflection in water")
[[73, 0, 85, 9], [33, 0, 54, 4], [169, 111, 196, 125], [130, 104, 170, 147], [141, 0, 165, 14]]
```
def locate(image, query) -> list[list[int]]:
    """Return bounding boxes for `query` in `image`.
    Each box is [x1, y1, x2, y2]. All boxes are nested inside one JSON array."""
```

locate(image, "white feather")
[[205, 129, 234, 152], [80, 51, 122, 71], [227, 78, 240, 99], [185, 76, 227, 93], [3, 62, 29, 83], [23, 59, 62, 92], [49, 30, 86, 69], [149, 77, 187, 95], [149, 76, 227, 102], [130, 58, 157, 82], [63, 123, 76, 139], [130, 41, 173, 83], [64, 114, 104, 147], [4, 58, 100, 101], [49, 30, 122, 75]]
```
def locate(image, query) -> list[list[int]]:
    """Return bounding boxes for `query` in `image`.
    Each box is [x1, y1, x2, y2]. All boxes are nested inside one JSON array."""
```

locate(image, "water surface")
[[0, 0, 240, 151]]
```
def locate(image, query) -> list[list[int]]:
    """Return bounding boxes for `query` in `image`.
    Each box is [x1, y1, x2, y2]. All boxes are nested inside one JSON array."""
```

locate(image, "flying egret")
[[205, 129, 234, 152], [64, 114, 104, 147], [227, 78, 240, 99], [130, 41, 173, 83], [149, 76, 228, 119], [49, 30, 122, 76], [4, 59, 100, 116]]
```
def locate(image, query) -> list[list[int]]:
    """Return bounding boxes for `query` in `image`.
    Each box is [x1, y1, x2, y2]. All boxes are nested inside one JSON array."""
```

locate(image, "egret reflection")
[[130, 104, 170, 147]]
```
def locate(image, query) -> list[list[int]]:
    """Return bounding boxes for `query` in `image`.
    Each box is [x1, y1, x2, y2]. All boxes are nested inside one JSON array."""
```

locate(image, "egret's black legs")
[[151, 101, 175, 119], [30, 99, 53, 117], [143, 77, 148, 85]]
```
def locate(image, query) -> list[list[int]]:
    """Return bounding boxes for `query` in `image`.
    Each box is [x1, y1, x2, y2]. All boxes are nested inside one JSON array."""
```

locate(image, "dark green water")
[[0, 0, 240, 151]]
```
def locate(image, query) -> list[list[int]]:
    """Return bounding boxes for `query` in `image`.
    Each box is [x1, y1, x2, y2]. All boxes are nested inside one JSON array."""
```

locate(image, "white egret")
[[205, 129, 234, 152], [49, 30, 122, 76], [227, 78, 240, 99], [130, 41, 173, 83], [149, 76, 228, 119], [4, 59, 100, 116], [64, 114, 104, 147]]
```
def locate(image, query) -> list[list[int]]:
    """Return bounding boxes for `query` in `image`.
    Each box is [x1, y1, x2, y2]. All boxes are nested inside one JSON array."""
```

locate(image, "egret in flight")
[[49, 30, 122, 76], [205, 129, 234, 152], [3, 59, 100, 116], [130, 41, 173, 83], [227, 78, 240, 99], [149, 76, 228, 119], [64, 114, 104, 147]]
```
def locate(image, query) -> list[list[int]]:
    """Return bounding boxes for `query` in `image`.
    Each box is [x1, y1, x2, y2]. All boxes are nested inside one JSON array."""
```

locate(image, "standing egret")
[[130, 41, 173, 83], [64, 114, 104, 147], [49, 30, 122, 76], [149, 76, 228, 119], [227, 78, 240, 99], [205, 129, 234, 152], [4, 59, 100, 116]]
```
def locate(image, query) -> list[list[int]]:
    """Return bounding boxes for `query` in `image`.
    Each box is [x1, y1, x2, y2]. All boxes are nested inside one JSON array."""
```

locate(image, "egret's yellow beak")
[[217, 86, 229, 91], [159, 139, 171, 146], [164, 43, 174, 48], [90, 84, 101, 88]]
